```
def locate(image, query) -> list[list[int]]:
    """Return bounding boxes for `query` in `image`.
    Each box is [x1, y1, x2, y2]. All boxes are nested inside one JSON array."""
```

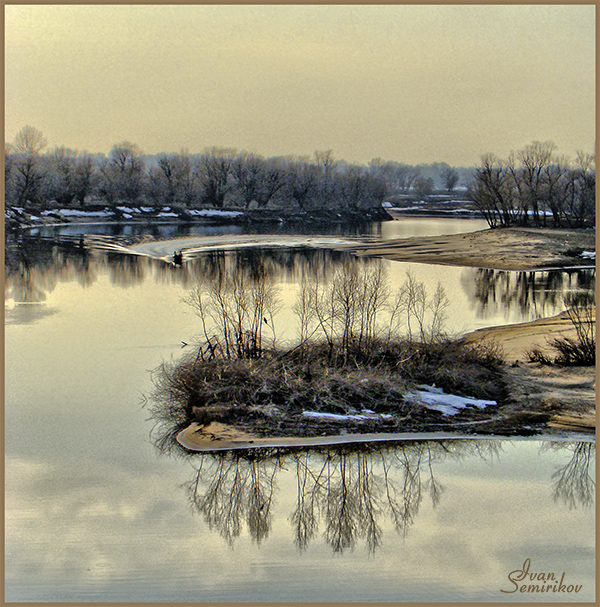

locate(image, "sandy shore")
[[462, 311, 595, 434], [176, 422, 593, 452], [347, 227, 595, 271]]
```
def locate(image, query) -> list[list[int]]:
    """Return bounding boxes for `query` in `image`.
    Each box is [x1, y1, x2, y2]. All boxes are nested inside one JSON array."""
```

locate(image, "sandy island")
[[171, 227, 595, 452]]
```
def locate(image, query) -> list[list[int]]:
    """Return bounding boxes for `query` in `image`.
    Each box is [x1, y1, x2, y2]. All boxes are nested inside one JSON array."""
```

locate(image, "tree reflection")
[[464, 267, 595, 320], [185, 450, 280, 545], [179, 442, 506, 554], [150, 429, 594, 553], [5, 234, 97, 302], [542, 442, 596, 509]]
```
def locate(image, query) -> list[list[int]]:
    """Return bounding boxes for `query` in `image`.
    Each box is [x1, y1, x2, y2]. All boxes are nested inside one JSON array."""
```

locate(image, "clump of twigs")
[[527, 292, 595, 366], [148, 263, 507, 438]]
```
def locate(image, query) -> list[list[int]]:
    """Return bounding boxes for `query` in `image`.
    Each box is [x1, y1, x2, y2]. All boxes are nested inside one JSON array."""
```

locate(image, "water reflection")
[[26, 220, 376, 240], [6, 234, 595, 329], [542, 442, 596, 509], [463, 267, 595, 320], [174, 440, 594, 554]]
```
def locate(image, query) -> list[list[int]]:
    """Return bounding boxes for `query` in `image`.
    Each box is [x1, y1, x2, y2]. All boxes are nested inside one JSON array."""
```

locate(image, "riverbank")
[[346, 226, 596, 271], [5, 204, 393, 231], [463, 312, 595, 434]]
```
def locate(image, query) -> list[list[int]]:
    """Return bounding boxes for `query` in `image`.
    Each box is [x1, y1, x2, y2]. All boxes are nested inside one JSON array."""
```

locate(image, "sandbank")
[[346, 227, 595, 271]]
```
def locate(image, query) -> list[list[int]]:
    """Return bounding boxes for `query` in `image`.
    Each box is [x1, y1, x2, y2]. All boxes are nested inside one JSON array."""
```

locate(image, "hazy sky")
[[5, 4, 596, 166]]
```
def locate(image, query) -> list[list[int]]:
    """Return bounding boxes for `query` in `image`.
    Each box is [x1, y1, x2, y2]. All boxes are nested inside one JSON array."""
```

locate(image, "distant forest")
[[5, 125, 595, 228]]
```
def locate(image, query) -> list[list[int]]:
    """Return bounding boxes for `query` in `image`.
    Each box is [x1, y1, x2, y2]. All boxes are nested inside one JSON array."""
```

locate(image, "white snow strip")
[[302, 411, 393, 422], [122, 213, 133, 219], [405, 384, 496, 417], [41, 209, 113, 217], [580, 251, 596, 260], [187, 209, 244, 217], [157, 212, 179, 218], [116, 206, 141, 213], [303, 412, 370, 422]]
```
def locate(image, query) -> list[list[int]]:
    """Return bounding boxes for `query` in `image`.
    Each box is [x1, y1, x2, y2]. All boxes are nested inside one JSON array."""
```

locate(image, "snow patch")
[[404, 384, 496, 416], [187, 209, 244, 218], [41, 209, 113, 217], [157, 212, 179, 218], [580, 251, 596, 260], [302, 411, 393, 422]]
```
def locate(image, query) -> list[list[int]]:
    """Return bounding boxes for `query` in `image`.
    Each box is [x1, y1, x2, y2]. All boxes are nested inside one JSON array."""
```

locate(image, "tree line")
[[468, 141, 595, 228], [5, 125, 463, 211]]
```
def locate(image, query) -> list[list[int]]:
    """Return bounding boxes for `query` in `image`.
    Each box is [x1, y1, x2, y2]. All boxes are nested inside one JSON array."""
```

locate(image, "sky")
[[4, 4, 596, 166]]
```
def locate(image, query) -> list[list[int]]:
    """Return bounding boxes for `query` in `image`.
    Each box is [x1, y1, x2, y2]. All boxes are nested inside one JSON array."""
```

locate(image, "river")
[[5, 217, 595, 602]]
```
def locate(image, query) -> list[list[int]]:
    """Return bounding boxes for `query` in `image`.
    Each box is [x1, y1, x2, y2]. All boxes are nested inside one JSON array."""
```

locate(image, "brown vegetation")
[[147, 263, 511, 441]]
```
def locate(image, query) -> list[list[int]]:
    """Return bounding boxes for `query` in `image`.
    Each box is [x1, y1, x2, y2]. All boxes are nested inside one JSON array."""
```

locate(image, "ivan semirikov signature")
[[501, 558, 583, 595]]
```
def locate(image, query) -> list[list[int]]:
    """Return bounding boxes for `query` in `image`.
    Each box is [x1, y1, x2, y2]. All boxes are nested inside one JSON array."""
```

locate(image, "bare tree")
[[232, 153, 286, 209], [517, 140, 556, 226], [440, 163, 459, 192], [98, 141, 146, 204], [150, 151, 196, 206], [10, 126, 49, 206], [197, 147, 236, 208], [13, 125, 47, 155], [284, 156, 318, 210]]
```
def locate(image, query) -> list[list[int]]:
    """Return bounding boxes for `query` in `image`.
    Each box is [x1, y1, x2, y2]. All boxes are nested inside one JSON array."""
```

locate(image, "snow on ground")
[[302, 411, 393, 422], [41, 209, 113, 217], [187, 209, 244, 217], [404, 384, 496, 416], [580, 251, 596, 260]]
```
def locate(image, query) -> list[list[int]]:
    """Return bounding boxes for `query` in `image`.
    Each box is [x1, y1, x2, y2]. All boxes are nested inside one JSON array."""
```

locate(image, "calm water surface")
[[5, 218, 595, 602]]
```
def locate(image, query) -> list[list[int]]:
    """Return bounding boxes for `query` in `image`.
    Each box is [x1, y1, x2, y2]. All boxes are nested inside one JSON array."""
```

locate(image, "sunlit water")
[[5, 218, 595, 602]]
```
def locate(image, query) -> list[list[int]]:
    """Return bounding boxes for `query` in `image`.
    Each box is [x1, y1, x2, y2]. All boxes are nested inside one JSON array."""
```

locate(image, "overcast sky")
[[5, 4, 596, 166]]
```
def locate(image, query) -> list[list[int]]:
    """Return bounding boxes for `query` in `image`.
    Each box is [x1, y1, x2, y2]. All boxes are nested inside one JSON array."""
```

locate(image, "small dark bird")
[[263, 317, 268, 324]]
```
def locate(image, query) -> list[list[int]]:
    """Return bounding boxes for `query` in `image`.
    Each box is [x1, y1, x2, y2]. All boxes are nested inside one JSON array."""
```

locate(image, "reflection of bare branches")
[[186, 453, 279, 545], [289, 453, 321, 550], [179, 442, 485, 553], [549, 442, 595, 509], [465, 268, 594, 320]]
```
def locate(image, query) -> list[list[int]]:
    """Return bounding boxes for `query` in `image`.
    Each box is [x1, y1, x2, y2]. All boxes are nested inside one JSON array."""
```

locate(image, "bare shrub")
[[551, 292, 595, 365], [388, 271, 449, 344], [298, 260, 390, 360], [528, 292, 595, 366], [526, 346, 553, 365], [184, 266, 280, 360]]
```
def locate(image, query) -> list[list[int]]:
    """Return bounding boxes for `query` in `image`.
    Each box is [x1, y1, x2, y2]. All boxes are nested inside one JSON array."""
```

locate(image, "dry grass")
[[148, 336, 507, 439]]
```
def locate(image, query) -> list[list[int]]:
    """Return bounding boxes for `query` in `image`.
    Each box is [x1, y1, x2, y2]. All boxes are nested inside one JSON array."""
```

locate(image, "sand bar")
[[176, 422, 593, 453], [347, 227, 595, 271]]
